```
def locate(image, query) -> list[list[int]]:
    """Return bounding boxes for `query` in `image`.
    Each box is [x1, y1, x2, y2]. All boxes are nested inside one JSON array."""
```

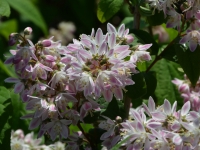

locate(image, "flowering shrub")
[[1, 0, 200, 149]]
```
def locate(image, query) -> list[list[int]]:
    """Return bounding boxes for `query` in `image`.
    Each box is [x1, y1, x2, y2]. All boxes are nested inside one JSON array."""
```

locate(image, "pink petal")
[[113, 88, 123, 100], [108, 33, 116, 48], [95, 28, 103, 45], [137, 122, 145, 132], [4, 56, 14, 64], [131, 110, 142, 123], [103, 90, 113, 102], [118, 24, 125, 37], [172, 101, 177, 114], [171, 121, 181, 131], [90, 43, 97, 54], [81, 38, 91, 47], [147, 122, 162, 129], [4, 77, 20, 83], [138, 44, 152, 51], [179, 36, 189, 44], [117, 50, 130, 59], [181, 101, 190, 116], [14, 82, 24, 93], [151, 112, 166, 121], [114, 45, 129, 53], [98, 42, 107, 55], [148, 96, 155, 112], [38, 63, 53, 71], [106, 49, 114, 57], [45, 55, 55, 62], [29, 118, 42, 130], [164, 99, 172, 115], [189, 40, 197, 52], [79, 49, 92, 59], [83, 102, 92, 111], [189, 111, 199, 119], [39, 69, 47, 80], [173, 135, 182, 145], [107, 23, 116, 33]]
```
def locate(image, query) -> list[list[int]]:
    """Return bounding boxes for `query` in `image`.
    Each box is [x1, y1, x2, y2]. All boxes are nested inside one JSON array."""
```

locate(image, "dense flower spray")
[[99, 97, 200, 150], [4, 23, 152, 147], [146, 0, 200, 52]]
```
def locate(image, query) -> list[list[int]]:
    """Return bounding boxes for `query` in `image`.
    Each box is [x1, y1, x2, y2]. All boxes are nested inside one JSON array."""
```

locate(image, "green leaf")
[[147, 10, 165, 26], [0, 86, 10, 104], [101, 98, 120, 120], [143, 71, 157, 98], [125, 72, 147, 100], [175, 44, 200, 86], [130, 29, 159, 55], [0, 0, 10, 17], [97, 0, 124, 23], [111, 135, 131, 150], [121, 17, 147, 30], [151, 59, 184, 107], [7, 0, 47, 34], [0, 19, 18, 40]]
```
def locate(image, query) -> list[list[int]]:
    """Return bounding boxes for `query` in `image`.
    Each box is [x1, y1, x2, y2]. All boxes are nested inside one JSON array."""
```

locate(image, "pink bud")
[[125, 34, 134, 43], [178, 83, 189, 93], [13, 129, 24, 139], [24, 27, 32, 35], [8, 33, 18, 46], [42, 40, 51, 47]]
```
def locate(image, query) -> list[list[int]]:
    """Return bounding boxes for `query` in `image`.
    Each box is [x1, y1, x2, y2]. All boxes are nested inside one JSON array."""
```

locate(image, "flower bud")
[[42, 40, 51, 47], [24, 27, 32, 35], [125, 34, 134, 43], [115, 116, 122, 123], [8, 33, 18, 46]]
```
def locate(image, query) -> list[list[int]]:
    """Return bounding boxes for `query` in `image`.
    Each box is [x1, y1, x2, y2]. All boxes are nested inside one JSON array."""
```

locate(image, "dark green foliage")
[[147, 10, 166, 26], [0, 87, 28, 149], [97, 0, 124, 23], [130, 29, 160, 55], [175, 44, 200, 86]]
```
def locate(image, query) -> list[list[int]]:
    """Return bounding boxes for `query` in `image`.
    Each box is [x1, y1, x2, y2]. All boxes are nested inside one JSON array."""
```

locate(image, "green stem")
[[146, 37, 177, 73]]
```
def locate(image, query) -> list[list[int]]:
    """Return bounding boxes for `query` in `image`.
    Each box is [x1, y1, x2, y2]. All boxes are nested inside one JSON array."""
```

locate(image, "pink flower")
[[179, 30, 200, 52], [44, 119, 72, 141]]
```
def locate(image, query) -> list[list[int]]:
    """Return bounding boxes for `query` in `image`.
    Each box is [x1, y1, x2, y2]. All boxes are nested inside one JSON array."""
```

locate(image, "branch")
[[146, 37, 177, 73], [77, 122, 96, 149], [124, 96, 131, 120]]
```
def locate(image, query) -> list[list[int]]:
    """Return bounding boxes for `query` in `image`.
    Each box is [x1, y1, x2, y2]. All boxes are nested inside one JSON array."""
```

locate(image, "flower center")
[[83, 55, 112, 78]]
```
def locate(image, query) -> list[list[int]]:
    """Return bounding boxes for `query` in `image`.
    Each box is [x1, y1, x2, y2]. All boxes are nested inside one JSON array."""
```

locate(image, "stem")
[[124, 96, 131, 120], [133, 6, 141, 29], [146, 37, 177, 73], [77, 122, 96, 149]]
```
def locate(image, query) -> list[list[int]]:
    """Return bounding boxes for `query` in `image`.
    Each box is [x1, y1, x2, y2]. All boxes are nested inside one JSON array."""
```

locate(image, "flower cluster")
[[172, 75, 200, 111], [99, 97, 200, 150], [11, 129, 65, 150], [146, 0, 200, 51], [4, 23, 152, 144]]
